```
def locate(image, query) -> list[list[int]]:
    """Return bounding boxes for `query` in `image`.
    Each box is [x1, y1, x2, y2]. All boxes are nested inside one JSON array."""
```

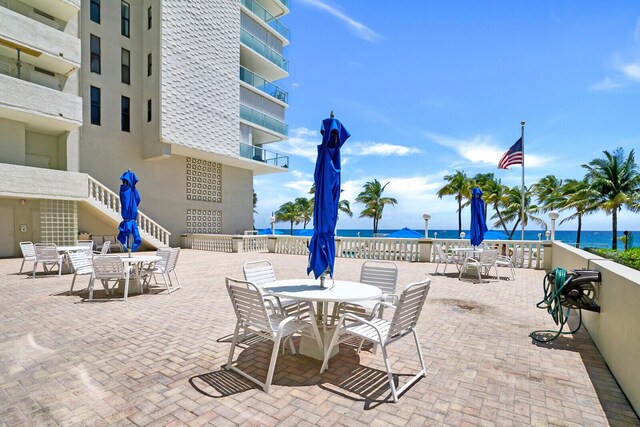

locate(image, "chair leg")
[[264, 333, 283, 393], [69, 273, 78, 294], [32, 261, 38, 278], [123, 269, 130, 302], [413, 329, 427, 376], [320, 317, 344, 374], [226, 322, 241, 369], [380, 344, 399, 402], [88, 277, 95, 301], [19, 259, 25, 274]]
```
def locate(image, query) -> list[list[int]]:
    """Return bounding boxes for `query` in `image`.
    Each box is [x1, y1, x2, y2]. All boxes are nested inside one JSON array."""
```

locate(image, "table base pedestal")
[[299, 328, 339, 361]]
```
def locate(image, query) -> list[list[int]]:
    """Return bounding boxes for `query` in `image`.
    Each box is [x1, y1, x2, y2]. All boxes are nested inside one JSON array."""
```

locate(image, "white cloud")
[[426, 132, 552, 168], [291, 83, 302, 89], [298, 0, 382, 42], [590, 76, 624, 91], [592, 19, 640, 90], [621, 62, 640, 80], [345, 142, 421, 156]]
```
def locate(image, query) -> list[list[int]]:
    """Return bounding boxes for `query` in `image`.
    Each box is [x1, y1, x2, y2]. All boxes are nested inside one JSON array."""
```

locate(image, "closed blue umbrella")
[[117, 170, 142, 254], [307, 114, 350, 279], [470, 187, 488, 246]]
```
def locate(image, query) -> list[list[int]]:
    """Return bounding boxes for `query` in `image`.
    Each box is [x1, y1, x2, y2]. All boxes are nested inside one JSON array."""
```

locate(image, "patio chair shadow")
[[189, 369, 256, 398]]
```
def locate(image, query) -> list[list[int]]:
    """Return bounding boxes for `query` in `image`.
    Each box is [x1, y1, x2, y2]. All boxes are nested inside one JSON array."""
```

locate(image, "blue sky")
[[254, 0, 640, 231]]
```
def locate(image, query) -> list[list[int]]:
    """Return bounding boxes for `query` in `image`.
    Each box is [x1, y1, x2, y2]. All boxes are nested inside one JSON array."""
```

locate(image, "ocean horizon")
[[272, 229, 639, 249]]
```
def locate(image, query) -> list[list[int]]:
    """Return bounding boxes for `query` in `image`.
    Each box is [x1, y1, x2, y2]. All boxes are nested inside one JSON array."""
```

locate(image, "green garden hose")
[[530, 267, 583, 343]]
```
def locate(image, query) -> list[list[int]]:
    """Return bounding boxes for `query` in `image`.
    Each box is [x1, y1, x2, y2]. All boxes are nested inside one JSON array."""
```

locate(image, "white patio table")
[[262, 279, 382, 360], [117, 254, 161, 296]]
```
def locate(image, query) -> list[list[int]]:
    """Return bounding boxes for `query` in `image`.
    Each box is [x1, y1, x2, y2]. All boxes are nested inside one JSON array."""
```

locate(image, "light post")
[[433, 232, 438, 240], [545, 230, 551, 240], [460, 231, 466, 240], [538, 232, 542, 241], [422, 212, 431, 238], [548, 211, 559, 241], [270, 215, 276, 235]]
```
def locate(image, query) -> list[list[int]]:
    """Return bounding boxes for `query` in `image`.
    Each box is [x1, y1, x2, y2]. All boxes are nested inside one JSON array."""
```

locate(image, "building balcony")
[[240, 104, 288, 143], [0, 7, 80, 76], [256, 0, 289, 19], [240, 28, 288, 81], [13, 0, 80, 23], [239, 142, 289, 168], [241, 0, 290, 44], [240, 66, 288, 104], [0, 72, 82, 133]]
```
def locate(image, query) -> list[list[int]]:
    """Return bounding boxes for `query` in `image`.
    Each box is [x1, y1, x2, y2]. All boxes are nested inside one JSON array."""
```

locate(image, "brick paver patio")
[[1, 250, 638, 426]]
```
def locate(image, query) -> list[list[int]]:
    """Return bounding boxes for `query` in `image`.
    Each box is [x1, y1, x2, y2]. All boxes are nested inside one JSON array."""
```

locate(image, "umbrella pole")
[[127, 234, 132, 257]]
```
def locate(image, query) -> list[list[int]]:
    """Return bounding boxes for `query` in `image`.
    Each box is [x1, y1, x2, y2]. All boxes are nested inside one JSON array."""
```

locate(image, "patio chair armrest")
[[382, 293, 399, 305]]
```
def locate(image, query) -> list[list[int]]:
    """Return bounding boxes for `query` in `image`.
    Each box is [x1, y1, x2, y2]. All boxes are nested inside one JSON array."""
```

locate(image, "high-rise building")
[[0, 0, 290, 256]]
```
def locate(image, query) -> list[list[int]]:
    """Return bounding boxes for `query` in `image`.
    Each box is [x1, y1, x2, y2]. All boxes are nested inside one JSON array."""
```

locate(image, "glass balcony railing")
[[240, 66, 288, 103], [240, 28, 289, 72], [241, 0, 290, 41], [240, 104, 289, 136], [277, 0, 289, 9], [240, 142, 289, 168]]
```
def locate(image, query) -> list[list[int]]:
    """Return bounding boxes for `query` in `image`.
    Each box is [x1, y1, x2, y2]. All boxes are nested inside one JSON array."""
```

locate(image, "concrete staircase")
[[85, 176, 170, 249]]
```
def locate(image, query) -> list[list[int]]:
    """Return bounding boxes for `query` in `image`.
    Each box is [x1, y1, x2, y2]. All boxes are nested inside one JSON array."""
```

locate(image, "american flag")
[[498, 137, 523, 169]]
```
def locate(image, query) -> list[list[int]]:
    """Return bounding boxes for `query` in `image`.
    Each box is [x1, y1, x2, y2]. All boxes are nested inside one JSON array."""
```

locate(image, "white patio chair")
[[89, 256, 128, 301], [334, 261, 399, 322], [68, 251, 94, 294], [98, 241, 111, 255], [243, 260, 300, 316], [76, 240, 94, 256], [225, 278, 322, 393], [458, 249, 499, 282], [32, 243, 63, 278], [19, 241, 36, 274], [320, 279, 431, 402], [141, 247, 182, 293], [91, 235, 104, 252], [434, 244, 462, 274], [495, 254, 516, 280], [104, 235, 123, 252]]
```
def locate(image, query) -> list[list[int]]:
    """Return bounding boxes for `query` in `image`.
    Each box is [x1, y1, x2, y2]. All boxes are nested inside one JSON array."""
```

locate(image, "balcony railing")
[[240, 142, 289, 168], [240, 28, 289, 72], [277, 0, 289, 8], [240, 66, 288, 103], [240, 104, 288, 136], [241, 0, 290, 41]]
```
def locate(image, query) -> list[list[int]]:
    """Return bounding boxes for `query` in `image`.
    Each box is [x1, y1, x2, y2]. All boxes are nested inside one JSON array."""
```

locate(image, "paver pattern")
[[1, 250, 638, 426]]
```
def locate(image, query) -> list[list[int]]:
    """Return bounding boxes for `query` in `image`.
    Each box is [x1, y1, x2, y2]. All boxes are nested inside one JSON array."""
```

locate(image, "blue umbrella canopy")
[[307, 115, 350, 279], [386, 227, 423, 238], [469, 187, 488, 246], [117, 170, 142, 252]]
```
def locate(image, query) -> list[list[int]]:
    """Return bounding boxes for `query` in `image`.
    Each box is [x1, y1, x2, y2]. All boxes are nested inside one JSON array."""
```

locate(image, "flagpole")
[[520, 121, 525, 241]]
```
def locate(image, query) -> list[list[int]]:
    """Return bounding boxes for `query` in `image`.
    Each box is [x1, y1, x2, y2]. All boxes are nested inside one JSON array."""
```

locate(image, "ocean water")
[[276, 229, 639, 249]]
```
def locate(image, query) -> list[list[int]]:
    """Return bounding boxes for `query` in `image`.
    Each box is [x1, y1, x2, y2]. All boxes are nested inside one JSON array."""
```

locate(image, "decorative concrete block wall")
[[186, 209, 222, 234], [40, 199, 77, 245]]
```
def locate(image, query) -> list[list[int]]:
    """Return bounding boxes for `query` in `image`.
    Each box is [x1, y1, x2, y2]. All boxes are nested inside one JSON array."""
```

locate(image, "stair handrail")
[[87, 176, 171, 246]]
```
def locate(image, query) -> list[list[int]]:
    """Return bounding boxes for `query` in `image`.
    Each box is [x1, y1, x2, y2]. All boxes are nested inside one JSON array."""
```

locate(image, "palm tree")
[[558, 177, 599, 248], [252, 191, 258, 215], [355, 179, 397, 235], [294, 197, 313, 229], [275, 201, 301, 235], [437, 171, 471, 236], [309, 184, 353, 220], [475, 174, 510, 234], [531, 175, 564, 212], [493, 186, 545, 239], [582, 148, 640, 249]]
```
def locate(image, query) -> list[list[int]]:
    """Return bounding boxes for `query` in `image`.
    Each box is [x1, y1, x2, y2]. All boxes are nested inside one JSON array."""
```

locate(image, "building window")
[[90, 0, 100, 23], [147, 99, 152, 122], [121, 1, 130, 37], [121, 48, 130, 84], [147, 53, 152, 76], [90, 34, 100, 74], [121, 96, 130, 132], [90, 86, 101, 125], [147, 6, 152, 29]]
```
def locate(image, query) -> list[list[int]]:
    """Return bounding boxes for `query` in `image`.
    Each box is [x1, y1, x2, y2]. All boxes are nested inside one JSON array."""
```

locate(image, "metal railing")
[[239, 142, 289, 167], [277, 0, 289, 9], [240, 66, 288, 103], [87, 176, 171, 246], [240, 28, 289, 72], [240, 104, 289, 136], [241, 0, 290, 41]]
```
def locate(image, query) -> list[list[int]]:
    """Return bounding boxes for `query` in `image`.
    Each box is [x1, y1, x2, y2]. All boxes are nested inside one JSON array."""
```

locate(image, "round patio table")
[[263, 279, 382, 360]]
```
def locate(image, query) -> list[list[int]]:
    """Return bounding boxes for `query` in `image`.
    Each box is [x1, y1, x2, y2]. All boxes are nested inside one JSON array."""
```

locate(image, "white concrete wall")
[[0, 117, 26, 165], [0, 163, 87, 199], [0, 197, 41, 256], [160, 0, 240, 157], [551, 242, 640, 415]]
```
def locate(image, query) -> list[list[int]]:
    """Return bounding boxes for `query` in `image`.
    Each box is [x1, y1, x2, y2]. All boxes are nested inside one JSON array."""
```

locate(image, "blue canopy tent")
[[484, 230, 509, 240], [294, 229, 314, 237], [386, 227, 423, 238], [469, 187, 488, 247], [257, 228, 284, 235], [117, 170, 142, 254], [307, 113, 350, 279]]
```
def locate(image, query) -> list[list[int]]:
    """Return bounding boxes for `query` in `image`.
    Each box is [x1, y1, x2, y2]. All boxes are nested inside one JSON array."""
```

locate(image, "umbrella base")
[[299, 327, 339, 361]]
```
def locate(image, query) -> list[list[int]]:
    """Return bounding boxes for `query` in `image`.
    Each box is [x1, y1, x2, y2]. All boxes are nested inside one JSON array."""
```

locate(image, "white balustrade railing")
[[432, 238, 546, 269], [242, 235, 269, 252], [182, 234, 234, 252], [275, 236, 311, 255], [87, 176, 171, 246], [336, 237, 421, 262]]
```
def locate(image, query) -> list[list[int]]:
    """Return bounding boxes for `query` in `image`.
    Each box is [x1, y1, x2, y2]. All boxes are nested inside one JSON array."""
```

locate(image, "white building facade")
[[0, 0, 290, 256]]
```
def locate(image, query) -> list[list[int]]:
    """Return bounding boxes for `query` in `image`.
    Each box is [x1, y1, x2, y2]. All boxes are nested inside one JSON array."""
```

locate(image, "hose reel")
[[530, 267, 601, 343]]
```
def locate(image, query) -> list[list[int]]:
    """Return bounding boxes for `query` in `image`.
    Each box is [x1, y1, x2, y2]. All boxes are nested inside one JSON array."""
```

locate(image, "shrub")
[[584, 247, 640, 271]]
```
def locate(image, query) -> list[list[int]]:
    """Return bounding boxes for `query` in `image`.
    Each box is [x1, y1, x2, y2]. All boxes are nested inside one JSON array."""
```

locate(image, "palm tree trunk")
[[457, 198, 462, 236], [509, 219, 520, 240], [493, 203, 510, 234], [612, 209, 618, 250], [290, 221, 293, 235], [576, 213, 582, 248]]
